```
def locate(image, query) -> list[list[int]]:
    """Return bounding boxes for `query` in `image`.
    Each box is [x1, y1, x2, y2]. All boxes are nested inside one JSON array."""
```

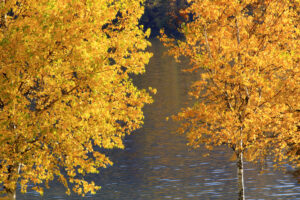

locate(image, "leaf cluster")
[[0, 0, 152, 196], [161, 0, 299, 166]]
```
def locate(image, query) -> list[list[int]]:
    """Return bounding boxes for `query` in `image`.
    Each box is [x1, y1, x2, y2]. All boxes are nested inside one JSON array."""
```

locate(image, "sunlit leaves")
[[0, 0, 152, 196], [161, 0, 299, 167]]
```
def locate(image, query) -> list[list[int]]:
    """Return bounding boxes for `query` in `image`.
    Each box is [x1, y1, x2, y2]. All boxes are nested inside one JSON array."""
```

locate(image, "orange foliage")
[[0, 0, 152, 197], [161, 0, 299, 166]]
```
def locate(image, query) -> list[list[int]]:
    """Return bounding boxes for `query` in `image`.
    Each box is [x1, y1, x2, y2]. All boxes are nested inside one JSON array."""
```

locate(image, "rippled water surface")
[[18, 39, 300, 200]]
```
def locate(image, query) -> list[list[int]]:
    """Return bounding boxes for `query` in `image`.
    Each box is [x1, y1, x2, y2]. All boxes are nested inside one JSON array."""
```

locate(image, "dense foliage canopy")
[[162, 0, 299, 165], [0, 0, 152, 197]]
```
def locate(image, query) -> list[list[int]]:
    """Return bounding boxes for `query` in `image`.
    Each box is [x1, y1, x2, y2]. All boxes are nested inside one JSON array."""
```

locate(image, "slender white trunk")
[[238, 116, 245, 200], [237, 151, 245, 200], [237, 124, 245, 200]]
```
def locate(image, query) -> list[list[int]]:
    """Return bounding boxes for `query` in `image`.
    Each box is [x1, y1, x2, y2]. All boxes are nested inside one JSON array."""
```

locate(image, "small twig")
[[36, 85, 79, 113]]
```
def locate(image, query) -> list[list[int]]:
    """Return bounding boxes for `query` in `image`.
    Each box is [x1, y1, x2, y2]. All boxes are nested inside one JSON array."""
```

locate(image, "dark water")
[[18, 39, 300, 200]]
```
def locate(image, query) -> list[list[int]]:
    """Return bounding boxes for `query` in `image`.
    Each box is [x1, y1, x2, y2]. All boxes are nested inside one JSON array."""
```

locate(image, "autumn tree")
[[161, 0, 299, 199], [0, 0, 153, 199]]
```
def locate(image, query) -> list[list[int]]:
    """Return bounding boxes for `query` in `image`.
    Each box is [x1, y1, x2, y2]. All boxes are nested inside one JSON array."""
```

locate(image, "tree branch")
[[35, 85, 79, 113], [204, 26, 213, 60]]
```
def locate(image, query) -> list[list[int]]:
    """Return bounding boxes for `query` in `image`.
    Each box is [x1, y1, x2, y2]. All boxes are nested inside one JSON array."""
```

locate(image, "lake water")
[[17, 39, 300, 200]]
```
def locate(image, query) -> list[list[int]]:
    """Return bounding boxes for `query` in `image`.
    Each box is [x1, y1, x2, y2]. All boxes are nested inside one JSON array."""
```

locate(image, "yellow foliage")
[[161, 0, 300, 166], [0, 0, 152, 196]]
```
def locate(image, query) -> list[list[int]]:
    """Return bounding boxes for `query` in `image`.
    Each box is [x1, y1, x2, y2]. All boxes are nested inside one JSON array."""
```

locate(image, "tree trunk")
[[5, 189, 16, 200], [4, 164, 20, 200], [237, 152, 245, 200]]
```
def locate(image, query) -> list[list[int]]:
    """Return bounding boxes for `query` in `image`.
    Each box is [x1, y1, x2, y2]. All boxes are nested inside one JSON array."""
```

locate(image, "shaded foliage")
[[141, 0, 189, 38]]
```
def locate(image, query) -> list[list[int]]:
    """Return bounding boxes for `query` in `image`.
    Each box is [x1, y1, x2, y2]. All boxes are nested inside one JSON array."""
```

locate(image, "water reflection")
[[17, 39, 300, 200]]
